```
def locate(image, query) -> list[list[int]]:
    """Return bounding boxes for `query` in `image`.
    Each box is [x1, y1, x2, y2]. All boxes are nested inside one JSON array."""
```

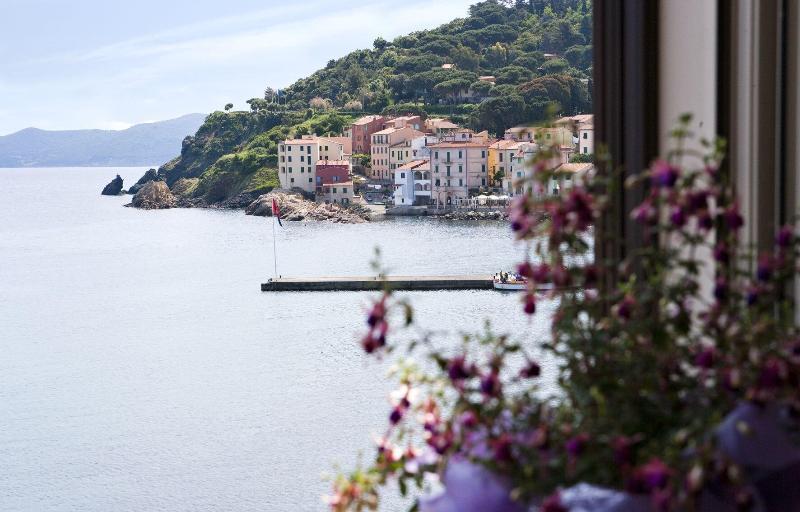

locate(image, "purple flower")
[[694, 346, 715, 369], [632, 200, 657, 225], [713, 243, 729, 263], [532, 263, 551, 283], [583, 265, 599, 287], [688, 190, 710, 212], [640, 458, 671, 490], [389, 407, 403, 425], [447, 356, 471, 382], [516, 261, 533, 279], [520, 360, 541, 378], [698, 211, 714, 231], [746, 286, 760, 306], [566, 433, 589, 459], [418, 456, 527, 512], [651, 160, 680, 188], [613, 295, 636, 320], [776, 225, 794, 248], [669, 207, 686, 228], [756, 254, 773, 282], [540, 493, 568, 512], [758, 358, 787, 389], [523, 293, 536, 316], [775, 226, 794, 249], [713, 277, 728, 301], [722, 204, 744, 231], [480, 371, 501, 397]]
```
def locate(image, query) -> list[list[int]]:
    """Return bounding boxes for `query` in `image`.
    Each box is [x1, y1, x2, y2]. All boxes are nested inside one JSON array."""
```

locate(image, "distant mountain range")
[[0, 114, 207, 167]]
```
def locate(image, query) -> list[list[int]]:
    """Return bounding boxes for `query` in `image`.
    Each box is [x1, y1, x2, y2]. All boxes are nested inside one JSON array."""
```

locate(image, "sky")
[[0, 0, 475, 135]]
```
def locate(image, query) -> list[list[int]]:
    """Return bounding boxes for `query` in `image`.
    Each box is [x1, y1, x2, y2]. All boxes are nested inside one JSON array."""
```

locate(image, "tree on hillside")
[[264, 87, 277, 102], [473, 93, 527, 136], [309, 97, 332, 111], [450, 45, 480, 71], [224, 103, 233, 111], [344, 100, 363, 111]]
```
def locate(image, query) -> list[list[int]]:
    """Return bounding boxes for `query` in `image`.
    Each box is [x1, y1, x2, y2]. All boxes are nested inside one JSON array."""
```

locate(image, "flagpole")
[[272, 215, 278, 278]]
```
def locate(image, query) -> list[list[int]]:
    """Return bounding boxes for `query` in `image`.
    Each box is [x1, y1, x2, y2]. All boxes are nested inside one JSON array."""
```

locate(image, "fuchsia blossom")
[[776, 225, 794, 248], [651, 160, 680, 188], [722, 203, 744, 231], [523, 292, 536, 315]]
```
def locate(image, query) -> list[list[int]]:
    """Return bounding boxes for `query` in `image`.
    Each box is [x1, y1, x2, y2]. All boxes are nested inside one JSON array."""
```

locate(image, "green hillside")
[[143, 0, 592, 204]]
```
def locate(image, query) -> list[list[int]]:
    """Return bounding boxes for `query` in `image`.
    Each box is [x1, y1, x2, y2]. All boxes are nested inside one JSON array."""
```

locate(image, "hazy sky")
[[0, 0, 475, 135]]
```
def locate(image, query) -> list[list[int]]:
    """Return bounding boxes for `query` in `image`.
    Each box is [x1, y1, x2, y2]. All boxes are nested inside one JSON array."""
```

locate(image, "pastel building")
[[489, 140, 530, 186], [389, 135, 439, 171], [393, 160, 431, 206], [318, 182, 355, 205], [278, 135, 345, 194], [350, 115, 385, 155], [428, 140, 491, 205], [385, 115, 423, 131], [370, 127, 425, 180], [315, 160, 350, 194], [577, 123, 594, 155]]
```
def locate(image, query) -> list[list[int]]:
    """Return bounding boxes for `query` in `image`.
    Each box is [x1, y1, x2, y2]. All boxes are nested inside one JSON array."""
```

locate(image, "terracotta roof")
[[429, 140, 491, 148], [489, 140, 523, 150], [397, 159, 429, 171], [316, 160, 350, 166], [373, 127, 401, 136], [352, 115, 383, 125]]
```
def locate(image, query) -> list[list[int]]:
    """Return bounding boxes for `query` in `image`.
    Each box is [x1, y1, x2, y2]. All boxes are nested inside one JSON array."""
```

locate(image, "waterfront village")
[[277, 112, 594, 214]]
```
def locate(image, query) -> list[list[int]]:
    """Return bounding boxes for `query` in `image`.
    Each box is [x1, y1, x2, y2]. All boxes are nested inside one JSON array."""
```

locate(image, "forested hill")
[[142, 0, 592, 205]]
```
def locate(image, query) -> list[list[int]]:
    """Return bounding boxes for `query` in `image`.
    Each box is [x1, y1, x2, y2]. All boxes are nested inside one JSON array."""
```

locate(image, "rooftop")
[[555, 162, 594, 174], [429, 140, 492, 149], [397, 159, 430, 171], [489, 139, 524, 150], [316, 160, 350, 167], [352, 115, 383, 125]]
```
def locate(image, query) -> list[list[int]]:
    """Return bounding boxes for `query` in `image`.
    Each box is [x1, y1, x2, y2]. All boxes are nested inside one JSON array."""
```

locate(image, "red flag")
[[271, 198, 283, 226]]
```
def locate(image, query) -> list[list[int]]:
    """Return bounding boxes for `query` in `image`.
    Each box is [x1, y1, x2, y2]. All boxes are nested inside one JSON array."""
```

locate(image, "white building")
[[393, 160, 431, 206]]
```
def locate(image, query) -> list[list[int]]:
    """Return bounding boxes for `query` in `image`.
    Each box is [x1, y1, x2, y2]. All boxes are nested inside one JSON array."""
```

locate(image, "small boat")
[[493, 272, 528, 291]]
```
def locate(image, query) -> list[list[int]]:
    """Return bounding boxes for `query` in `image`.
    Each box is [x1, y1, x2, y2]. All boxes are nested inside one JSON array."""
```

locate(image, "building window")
[[481, 150, 485, 158], [458, 165, 463, 173], [583, 147, 588, 154], [281, 167, 285, 173], [291, 178, 295, 183], [481, 164, 486, 173], [343, 188, 348, 193], [288, 156, 292, 162], [301, 155, 305, 162], [401, 172, 406, 178], [288, 146, 292, 151], [458, 150, 462, 158], [482, 178, 486, 185], [309, 178, 312, 183], [459, 179, 463, 186]]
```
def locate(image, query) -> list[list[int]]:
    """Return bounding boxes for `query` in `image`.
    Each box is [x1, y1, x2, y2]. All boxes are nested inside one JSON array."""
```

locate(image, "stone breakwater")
[[433, 209, 508, 221], [245, 191, 371, 223]]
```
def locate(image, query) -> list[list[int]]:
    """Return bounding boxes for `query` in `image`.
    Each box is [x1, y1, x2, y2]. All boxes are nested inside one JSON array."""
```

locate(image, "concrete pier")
[[261, 275, 494, 292]]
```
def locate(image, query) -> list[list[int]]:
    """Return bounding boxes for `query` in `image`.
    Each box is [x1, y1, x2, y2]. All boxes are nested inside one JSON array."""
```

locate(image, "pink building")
[[350, 115, 385, 155], [315, 160, 350, 194]]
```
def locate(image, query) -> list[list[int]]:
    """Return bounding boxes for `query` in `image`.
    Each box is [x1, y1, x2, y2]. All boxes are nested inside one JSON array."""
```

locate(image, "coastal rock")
[[127, 168, 158, 195], [101, 174, 124, 195], [129, 180, 176, 209], [245, 190, 370, 224], [212, 191, 261, 210], [170, 177, 199, 198]]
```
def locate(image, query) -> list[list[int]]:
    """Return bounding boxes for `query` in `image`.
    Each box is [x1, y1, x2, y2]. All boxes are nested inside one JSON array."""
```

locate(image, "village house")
[[278, 135, 345, 194], [488, 139, 533, 187], [384, 115, 423, 131], [315, 160, 350, 194], [318, 181, 355, 205], [389, 135, 439, 172], [392, 160, 431, 206], [424, 118, 460, 137], [428, 140, 491, 206], [370, 126, 425, 180], [350, 115, 385, 155], [555, 114, 594, 156]]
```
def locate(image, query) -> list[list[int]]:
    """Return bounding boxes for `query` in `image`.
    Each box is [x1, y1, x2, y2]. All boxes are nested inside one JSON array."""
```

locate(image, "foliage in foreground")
[[329, 115, 800, 511]]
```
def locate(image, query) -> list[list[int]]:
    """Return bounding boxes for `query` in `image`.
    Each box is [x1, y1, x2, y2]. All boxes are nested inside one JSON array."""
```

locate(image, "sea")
[[0, 167, 557, 511]]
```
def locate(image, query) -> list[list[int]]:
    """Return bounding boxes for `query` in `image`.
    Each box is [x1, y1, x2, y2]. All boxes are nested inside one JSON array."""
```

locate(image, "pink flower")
[[776, 225, 794, 248], [651, 160, 680, 188]]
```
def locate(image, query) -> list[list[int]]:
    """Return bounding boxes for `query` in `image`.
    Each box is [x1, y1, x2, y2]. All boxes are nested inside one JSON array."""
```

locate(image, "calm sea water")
[[0, 167, 556, 511]]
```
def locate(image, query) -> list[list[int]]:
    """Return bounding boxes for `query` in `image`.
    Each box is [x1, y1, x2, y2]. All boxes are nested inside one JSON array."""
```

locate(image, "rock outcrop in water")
[[129, 180, 176, 209], [126, 168, 158, 195], [245, 190, 370, 223], [101, 174, 124, 195]]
